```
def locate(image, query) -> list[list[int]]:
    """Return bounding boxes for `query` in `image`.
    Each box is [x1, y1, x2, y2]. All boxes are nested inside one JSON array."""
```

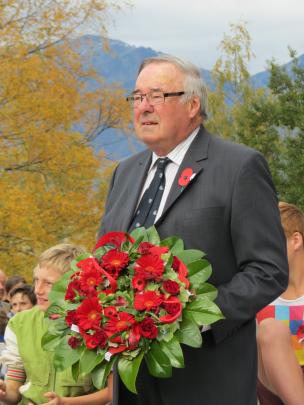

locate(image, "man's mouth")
[[141, 121, 158, 126]]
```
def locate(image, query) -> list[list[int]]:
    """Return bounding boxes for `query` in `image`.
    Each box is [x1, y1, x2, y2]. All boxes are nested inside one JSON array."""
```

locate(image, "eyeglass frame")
[[126, 91, 185, 107]]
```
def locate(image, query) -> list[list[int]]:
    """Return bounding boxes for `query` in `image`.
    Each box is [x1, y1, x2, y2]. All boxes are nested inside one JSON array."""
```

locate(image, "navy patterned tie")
[[129, 157, 170, 230]]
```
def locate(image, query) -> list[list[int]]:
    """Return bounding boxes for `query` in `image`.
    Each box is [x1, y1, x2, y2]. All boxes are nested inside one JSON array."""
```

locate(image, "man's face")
[[133, 62, 196, 156], [11, 292, 34, 314], [33, 266, 61, 311]]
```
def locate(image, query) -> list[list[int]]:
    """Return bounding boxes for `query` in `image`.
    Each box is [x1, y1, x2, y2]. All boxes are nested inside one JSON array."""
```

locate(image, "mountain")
[[71, 35, 303, 160]]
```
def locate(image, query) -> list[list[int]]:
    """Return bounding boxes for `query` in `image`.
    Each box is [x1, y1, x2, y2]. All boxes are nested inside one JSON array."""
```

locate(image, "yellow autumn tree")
[[0, 0, 130, 279]]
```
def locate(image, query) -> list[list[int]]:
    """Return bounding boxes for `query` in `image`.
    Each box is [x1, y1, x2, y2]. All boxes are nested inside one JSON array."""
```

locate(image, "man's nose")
[[35, 281, 44, 295], [137, 96, 154, 113]]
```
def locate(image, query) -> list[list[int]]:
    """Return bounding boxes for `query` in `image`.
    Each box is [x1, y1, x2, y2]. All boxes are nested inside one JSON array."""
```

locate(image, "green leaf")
[[187, 296, 224, 326], [175, 249, 204, 264], [159, 336, 184, 369], [145, 341, 172, 378], [79, 349, 105, 375], [48, 270, 74, 304], [53, 336, 82, 371], [161, 236, 184, 253], [176, 314, 202, 348], [91, 357, 115, 390], [196, 283, 218, 300], [188, 259, 212, 288], [146, 226, 161, 245], [130, 227, 147, 241], [71, 361, 80, 382], [118, 351, 144, 394], [41, 332, 62, 351]]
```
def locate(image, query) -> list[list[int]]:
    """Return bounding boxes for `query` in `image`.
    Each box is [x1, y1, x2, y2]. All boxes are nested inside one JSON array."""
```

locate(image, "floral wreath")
[[43, 227, 223, 393]]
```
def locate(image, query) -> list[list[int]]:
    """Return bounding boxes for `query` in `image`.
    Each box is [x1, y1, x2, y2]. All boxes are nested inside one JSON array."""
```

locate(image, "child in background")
[[0, 243, 112, 405], [257, 202, 304, 405]]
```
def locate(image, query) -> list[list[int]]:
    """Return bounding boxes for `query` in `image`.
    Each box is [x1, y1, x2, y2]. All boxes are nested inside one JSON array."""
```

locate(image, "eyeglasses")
[[126, 91, 185, 107]]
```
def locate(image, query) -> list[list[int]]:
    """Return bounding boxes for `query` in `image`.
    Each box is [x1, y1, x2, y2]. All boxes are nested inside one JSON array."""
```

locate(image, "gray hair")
[[138, 54, 208, 118]]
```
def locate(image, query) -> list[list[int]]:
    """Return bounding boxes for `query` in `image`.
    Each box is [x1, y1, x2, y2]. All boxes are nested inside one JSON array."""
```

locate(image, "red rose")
[[135, 254, 165, 280], [178, 168, 193, 187], [94, 232, 135, 250], [75, 297, 102, 330], [134, 291, 163, 311], [82, 328, 108, 349], [160, 296, 182, 324], [163, 280, 180, 295], [65, 310, 78, 327], [68, 336, 81, 349], [132, 275, 145, 291], [138, 317, 158, 339]]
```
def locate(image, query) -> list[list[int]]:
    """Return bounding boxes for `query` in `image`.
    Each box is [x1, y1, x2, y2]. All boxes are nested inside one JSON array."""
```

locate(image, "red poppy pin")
[[178, 167, 195, 188]]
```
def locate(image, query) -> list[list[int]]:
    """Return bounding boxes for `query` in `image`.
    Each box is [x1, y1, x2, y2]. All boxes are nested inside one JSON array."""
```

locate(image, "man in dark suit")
[[98, 55, 288, 405]]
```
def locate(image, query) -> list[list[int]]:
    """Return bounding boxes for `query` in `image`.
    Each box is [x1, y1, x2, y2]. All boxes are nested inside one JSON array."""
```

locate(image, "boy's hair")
[[36, 243, 86, 275], [279, 202, 304, 238], [9, 284, 37, 306]]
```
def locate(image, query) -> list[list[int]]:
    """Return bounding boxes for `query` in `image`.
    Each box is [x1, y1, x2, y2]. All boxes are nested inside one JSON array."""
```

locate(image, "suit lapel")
[[158, 127, 210, 222], [121, 150, 152, 231]]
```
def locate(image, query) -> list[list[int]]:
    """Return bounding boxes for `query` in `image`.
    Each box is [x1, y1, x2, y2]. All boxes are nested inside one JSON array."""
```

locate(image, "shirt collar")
[[150, 126, 200, 169]]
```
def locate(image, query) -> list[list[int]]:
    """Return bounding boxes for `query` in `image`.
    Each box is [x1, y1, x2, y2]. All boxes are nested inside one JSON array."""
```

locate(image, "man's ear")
[[188, 96, 201, 119], [291, 231, 304, 251]]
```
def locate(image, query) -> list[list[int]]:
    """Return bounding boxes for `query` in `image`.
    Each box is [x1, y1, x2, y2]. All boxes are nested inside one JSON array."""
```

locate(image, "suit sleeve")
[[212, 151, 288, 344]]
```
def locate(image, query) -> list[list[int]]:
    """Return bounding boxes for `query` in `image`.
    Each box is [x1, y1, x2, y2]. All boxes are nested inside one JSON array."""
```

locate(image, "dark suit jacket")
[[98, 126, 288, 405]]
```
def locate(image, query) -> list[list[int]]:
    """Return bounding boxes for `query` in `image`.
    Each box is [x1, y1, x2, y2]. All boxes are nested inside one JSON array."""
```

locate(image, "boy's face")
[[11, 292, 34, 314], [33, 266, 61, 311]]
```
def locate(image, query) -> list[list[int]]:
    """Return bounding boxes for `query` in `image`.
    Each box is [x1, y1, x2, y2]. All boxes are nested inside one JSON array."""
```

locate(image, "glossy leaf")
[[118, 351, 144, 394]]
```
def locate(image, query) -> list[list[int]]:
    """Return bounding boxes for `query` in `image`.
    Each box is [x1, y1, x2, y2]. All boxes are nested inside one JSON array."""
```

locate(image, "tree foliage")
[[0, 0, 129, 278], [206, 22, 304, 211]]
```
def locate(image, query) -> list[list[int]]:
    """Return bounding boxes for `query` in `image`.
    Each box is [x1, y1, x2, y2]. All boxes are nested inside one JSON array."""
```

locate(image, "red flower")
[[108, 345, 128, 355], [68, 336, 81, 349], [135, 254, 165, 280], [79, 266, 103, 292], [82, 328, 108, 349], [132, 275, 145, 291], [106, 312, 135, 334], [103, 306, 118, 319], [49, 313, 61, 320], [138, 317, 158, 339], [178, 168, 193, 187], [94, 232, 135, 250], [66, 310, 78, 327], [172, 256, 190, 288], [115, 295, 128, 307], [101, 249, 129, 278], [138, 242, 169, 257], [65, 279, 82, 301], [129, 323, 141, 347], [160, 296, 182, 324], [163, 280, 180, 295], [75, 297, 102, 330], [134, 291, 163, 311]]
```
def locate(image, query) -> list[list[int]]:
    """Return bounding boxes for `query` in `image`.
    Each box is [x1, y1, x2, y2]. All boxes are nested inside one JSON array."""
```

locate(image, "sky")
[[106, 0, 304, 74]]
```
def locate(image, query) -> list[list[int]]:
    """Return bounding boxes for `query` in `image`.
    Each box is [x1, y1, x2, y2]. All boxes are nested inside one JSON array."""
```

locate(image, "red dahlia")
[[138, 242, 169, 257], [134, 291, 163, 311], [65, 279, 82, 301], [132, 275, 145, 291], [75, 297, 102, 330], [79, 266, 103, 292], [101, 249, 129, 277], [105, 312, 135, 334], [103, 306, 118, 319], [135, 254, 165, 280]]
